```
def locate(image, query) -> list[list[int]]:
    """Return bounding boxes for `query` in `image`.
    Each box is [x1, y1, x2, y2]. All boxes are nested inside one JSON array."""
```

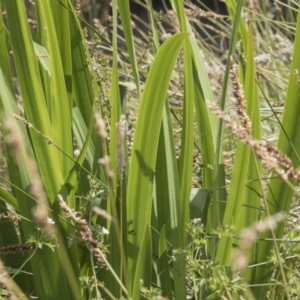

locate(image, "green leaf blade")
[[126, 32, 188, 289]]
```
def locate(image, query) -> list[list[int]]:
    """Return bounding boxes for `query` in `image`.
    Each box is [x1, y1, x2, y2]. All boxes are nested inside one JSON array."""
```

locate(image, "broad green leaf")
[[49, 0, 72, 100], [155, 104, 181, 239], [148, 6, 184, 298], [68, 2, 94, 125], [0, 6, 13, 91], [4, 1, 81, 299], [239, 24, 262, 282], [132, 224, 152, 300], [5, 0, 62, 202], [210, 0, 244, 238], [37, 0, 73, 179], [154, 104, 180, 298], [215, 24, 258, 266], [126, 32, 188, 289]]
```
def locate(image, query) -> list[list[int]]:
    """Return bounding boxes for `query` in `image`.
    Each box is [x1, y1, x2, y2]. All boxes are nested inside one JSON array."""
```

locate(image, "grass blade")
[[126, 32, 188, 289]]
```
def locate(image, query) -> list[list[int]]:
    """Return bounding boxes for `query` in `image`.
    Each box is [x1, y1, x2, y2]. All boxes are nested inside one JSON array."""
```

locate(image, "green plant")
[[0, 0, 299, 299]]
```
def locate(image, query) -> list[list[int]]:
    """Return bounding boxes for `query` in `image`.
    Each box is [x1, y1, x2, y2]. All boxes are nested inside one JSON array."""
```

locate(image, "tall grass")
[[0, 0, 299, 299]]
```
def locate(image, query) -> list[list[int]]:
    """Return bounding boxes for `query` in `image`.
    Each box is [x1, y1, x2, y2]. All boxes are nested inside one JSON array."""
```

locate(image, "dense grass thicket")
[[0, 0, 300, 299]]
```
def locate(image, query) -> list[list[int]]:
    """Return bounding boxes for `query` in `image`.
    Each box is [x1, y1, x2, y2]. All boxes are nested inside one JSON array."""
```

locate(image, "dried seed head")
[[4, 119, 25, 163], [95, 112, 108, 139], [116, 114, 126, 179], [99, 155, 114, 181], [57, 194, 108, 269], [233, 213, 285, 272]]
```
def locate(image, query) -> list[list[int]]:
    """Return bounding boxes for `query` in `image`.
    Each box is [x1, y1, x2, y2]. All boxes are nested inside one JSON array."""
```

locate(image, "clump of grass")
[[0, 0, 300, 299]]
